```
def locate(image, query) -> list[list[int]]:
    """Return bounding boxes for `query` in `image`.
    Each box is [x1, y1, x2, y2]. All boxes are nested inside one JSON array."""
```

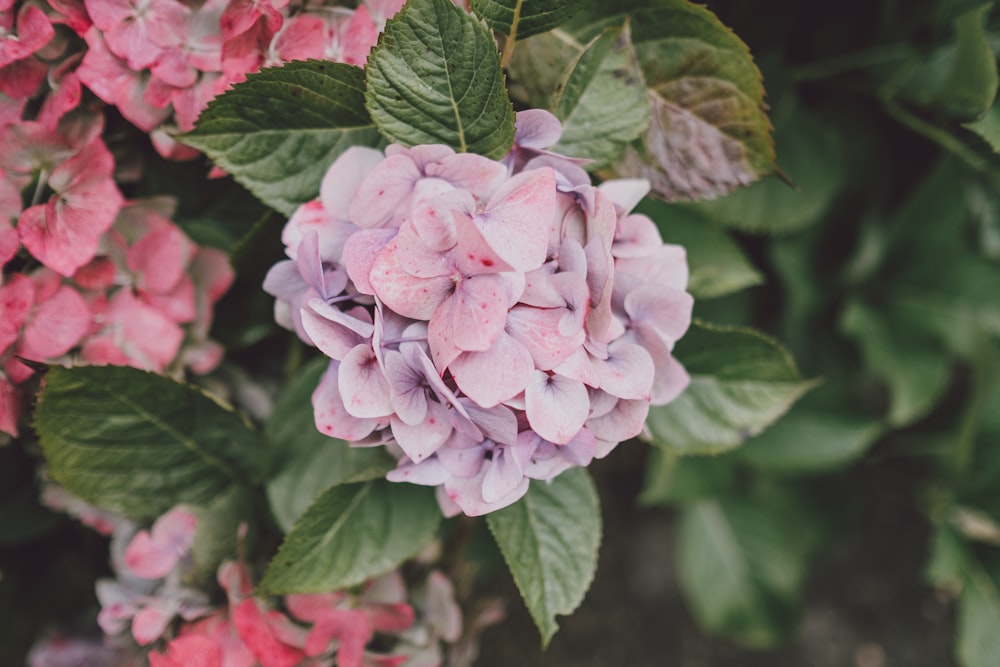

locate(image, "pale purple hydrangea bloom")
[[264, 110, 694, 516]]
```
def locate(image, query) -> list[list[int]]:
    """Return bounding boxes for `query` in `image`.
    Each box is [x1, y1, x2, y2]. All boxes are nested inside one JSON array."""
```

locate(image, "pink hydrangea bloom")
[[0, 195, 232, 436], [60, 0, 416, 161], [0, 3, 54, 99], [266, 110, 693, 516], [148, 560, 457, 667], [16, 134, 124, 277]]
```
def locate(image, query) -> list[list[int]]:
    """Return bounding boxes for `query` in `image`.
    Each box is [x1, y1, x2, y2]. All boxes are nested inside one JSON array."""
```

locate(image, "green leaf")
[[680, 98, 848, 234], [613, 1, 774, 201], [180, 61, 380, 216], [188, 485, 254, 586], [957, 558, 1000, 667], [840, 299, 951, 427], [965, 100, 1000, 154], [365, 0, 515, 158], [639, 447, 735, 506], [892, 3, 998, 122], [486, 469, 601, 647], [548, 25, 648, 168], [884, 159, 1000, 343], [266, 358, 395, 532], [506, 29, 582, 107], [135, 162, 270, 252], [676, 486, 827, 647], [636, 199, 763, 299], [926, 523, 969, 591], [35, 366, 266, 522], [735, 406, 883, 474], [259, 480, 440, 595], [956, 369, 1000, 518], [470, 0, 575, 39], [646, 322, 817, 455]]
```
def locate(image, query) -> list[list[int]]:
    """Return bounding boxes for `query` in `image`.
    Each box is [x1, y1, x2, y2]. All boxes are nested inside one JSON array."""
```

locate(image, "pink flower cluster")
[[1, 0, 411, 159], [67, 501, 465, 667], [0, 195, 233, 436], [150, 564, 460, 667], [265, 110, 694, 516]]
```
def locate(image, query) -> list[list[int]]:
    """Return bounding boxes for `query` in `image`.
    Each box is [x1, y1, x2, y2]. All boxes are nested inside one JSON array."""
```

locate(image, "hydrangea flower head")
[[268, 110, 694, 516]]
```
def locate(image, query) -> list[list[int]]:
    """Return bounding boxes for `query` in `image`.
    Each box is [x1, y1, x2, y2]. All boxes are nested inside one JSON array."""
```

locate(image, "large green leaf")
[[965, 100, 1000, 154], [507, 1, 773, 200], [639, 447, 736, 506], [734, 406, 883, 474], [549, 25, 649, 168], [266, 358, 395, 533], [646, 322, 817, 455], [680, 98, 847, 234], [840, 299, 951, 427], [676, 485, 827, 647], [259, 480, 440, 595], [365, 0, 515, 159], [884, 159, 1000, 343], [891, 3, 998, 122], [471, 0, 575, 39], [180, 61, 380, 216], [926, 522, 1000, 667], [636, 199, 763, 299], [486, 468, 601, 647], [614, 2, 774, 201], [957, 558, 1000, 667], [506, 28, 581, 107], [35, 366, 266, 521]]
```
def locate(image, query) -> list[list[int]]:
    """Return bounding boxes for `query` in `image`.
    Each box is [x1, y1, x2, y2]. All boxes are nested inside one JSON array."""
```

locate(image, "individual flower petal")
[[339, 343, 394, 419], [232, 599, 304, 667], [17, 284, 90, 361], [524, 371, 589, 445], [382, 349, 428, 425], [473, 167, 555, 272], [369, 239, 452, 320], [623, 284, 693, 344], [0, 5, 55, 67], [586, 397, 650, 449], [449, 333, 533, 408], [0, 274, 34, 355], [599, 179, 650, 214], [123, 507, 197, 579], [386, 455, 450, 486], [133, 599, 180, 645], [18, 138, 123, 276], [594, 341, 654, 401], [313, 360, 380, 441], [506, 305, 582, 371], [480, 444, 527, 503], [439, 274, 510, 353], [319, 146, 386, 219], [128, 223, 194, 294], [443, 465, 529, 517], [0, 374, 22, 437], [349, 153, 422, 229], [301, 299, 373, 360], [390, 399, 451, 463], [81, 289, 185, 371]]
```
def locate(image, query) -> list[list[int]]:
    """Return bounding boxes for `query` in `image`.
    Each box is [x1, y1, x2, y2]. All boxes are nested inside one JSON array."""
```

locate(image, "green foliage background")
[[4, 0, 1000, 665]]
